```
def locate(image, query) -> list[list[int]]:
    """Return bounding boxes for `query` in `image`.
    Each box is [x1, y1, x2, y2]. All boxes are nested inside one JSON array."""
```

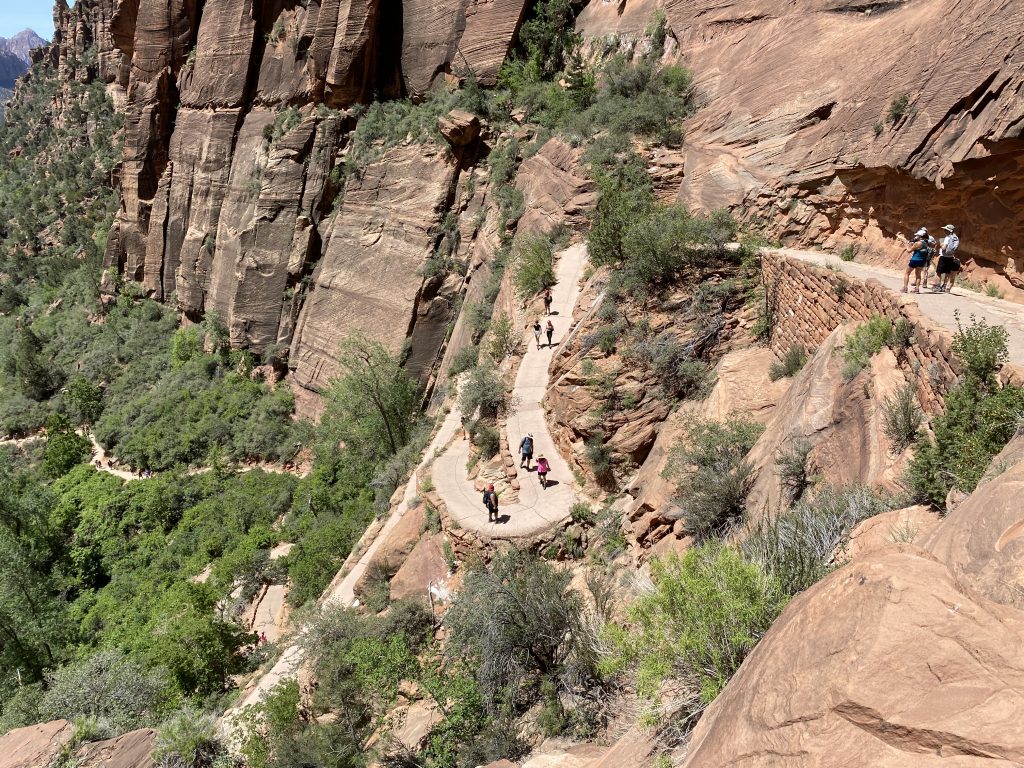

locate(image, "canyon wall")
[[579, 0, 1024, 294], [41, 0, 1024, 408]]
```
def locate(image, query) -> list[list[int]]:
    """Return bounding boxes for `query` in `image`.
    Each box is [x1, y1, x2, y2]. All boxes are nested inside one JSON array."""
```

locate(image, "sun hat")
[[943, 224, 955, 232]]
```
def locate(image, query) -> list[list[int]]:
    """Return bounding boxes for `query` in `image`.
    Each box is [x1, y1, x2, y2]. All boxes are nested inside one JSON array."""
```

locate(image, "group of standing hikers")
[[482, 288, 558, 523], [902, 224, 961, 294]]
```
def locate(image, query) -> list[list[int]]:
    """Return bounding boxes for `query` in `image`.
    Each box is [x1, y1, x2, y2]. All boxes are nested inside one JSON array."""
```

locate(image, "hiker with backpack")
[[483, 483, 499, 522], [543, 288, 553, 315], [519, 433, 534, 469], [901, 228, 930, 294], [932, 225, 961, 293]]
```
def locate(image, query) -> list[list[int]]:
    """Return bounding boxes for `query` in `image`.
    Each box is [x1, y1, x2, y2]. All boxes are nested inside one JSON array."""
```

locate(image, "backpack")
[[482, 490, 493, 508], [944, 234, 960, 255], [521, 436, 533, 453]]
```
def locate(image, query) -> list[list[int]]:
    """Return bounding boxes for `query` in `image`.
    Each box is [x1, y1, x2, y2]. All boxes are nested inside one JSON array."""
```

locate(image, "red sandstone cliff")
[[39, 0, 1024, 404]]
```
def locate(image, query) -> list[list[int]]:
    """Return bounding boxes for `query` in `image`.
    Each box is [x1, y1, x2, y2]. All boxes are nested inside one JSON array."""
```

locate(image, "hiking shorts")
[[936, 256, 959, 275], [908, 255, 926, 268]]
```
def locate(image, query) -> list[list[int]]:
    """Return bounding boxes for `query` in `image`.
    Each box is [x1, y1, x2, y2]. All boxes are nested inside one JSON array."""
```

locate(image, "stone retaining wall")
[[762, 252, 963, 414]]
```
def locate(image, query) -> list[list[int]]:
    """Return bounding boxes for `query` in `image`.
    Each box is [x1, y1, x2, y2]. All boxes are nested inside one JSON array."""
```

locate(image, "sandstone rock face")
[[75, 729, 157, 768], [745, 325, 910, 515], [516, 138, 595, 237], [0, 723, 156, 768], [623, 345, 789, 552], [291, 142, 460, 392], [680, 424, 1024, 767], [683, 546, 1024, 767], [924, 435, 1024, 610], [578, 1, 1024, 293], [0, 720, 73, 768], [39, 0, 534, 412]]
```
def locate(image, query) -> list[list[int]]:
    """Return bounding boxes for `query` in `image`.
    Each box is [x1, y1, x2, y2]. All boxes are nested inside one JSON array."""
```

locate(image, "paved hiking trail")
[[432, 242, 589, 538], [777, 248, 1024, 365]]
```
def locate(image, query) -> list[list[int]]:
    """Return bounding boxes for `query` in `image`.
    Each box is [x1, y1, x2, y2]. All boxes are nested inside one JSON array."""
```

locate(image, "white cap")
[[914, 228, 927, 237], [943, 224, 955, 232]]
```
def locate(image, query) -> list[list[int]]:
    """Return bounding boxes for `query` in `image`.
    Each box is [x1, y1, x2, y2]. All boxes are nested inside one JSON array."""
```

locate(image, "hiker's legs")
[[912, 267, 922, 290], [902, 265, 912, 291], [546, 331, 553, 347]]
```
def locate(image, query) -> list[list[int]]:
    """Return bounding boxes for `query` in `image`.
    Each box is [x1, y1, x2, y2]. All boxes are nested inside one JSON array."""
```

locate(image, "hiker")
[[530, 319, 542, 349], [543, 288, 553, 315], [536, 454, 551, 489], [259, 631, 268, 645], [545, 319, 555, 348], [901, 228, 930, 293], [519, 433, 534, 469], [924, 233, 938, 281], [932, 224, 961, 293], [483, 483, 499, 522]]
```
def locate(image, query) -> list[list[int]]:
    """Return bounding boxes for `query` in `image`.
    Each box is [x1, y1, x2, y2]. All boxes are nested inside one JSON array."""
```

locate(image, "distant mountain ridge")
[[0, 29, 46, 89]]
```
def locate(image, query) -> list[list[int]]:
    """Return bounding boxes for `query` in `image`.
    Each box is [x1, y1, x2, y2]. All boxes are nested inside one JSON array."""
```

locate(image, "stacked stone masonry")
[[764, 252, 967, 416]]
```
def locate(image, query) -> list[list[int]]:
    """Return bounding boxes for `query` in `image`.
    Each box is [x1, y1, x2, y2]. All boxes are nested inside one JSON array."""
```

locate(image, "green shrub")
[[488, 312, 519, 361], [512, 235, 556, 300], [40, 650, 174, 733], [839, 244, 858, 261], [891, 318, 914, 351], [886, 93, 910, 124], [742, 485, 895, 597], [605, 542, 785, 705], [625, 335, 710, 400], [459, 363, 510, 420], [841, 315, 892, 380], [570, 502, 595, 526], [153, 706, 225, 768], [663, 415, 765, 539], [43, 427, 92, 478], [469, 420, 500, 459], [882, 383, 922, 452], [449, 344, 480, 376], [769, 344, 806, 381], [585, 433, 614, 483], [908, 315, 1024, 506], [775, 438, 814, 504], [445, 549, 596, 716]]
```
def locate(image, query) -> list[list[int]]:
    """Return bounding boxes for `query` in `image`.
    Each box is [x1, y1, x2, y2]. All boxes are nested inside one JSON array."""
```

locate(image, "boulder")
[[0, 720, 73, 768], [75, 729, 157, 768], [745, 325, 909, 516], [390, 533, 449, 602], [438, 110, 480, 147], [845, 506, 941, 563], [682, 548, 1024, 767], [353, 504, 427, 598], [924, 435, 1024, 610]]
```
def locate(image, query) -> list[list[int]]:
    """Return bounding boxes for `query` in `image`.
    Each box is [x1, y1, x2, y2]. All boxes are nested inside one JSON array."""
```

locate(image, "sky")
[[0, 0, 55, 40]]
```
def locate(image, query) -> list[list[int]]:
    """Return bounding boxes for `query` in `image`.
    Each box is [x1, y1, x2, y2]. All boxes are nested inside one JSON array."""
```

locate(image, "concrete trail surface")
[[432, 242, 589, 539], [220, 405, 463, 736], [777, 248, 1024, 366]]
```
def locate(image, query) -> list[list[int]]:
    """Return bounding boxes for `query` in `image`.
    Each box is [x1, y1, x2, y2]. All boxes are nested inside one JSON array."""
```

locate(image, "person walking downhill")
[[519, 432, 534, 469], [901, 228, 930, 293], [483, 483, 499, 522], [536, 454, 551, 489], [545, 319, 554, 348], [543, 288, 553, 315], [932, 224, 961, 293], [529, 319, 543, 349]]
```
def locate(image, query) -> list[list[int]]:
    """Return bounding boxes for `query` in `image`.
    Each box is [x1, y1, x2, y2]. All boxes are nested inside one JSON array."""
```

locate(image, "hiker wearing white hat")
[[901, 228, 930, 294], [932, 224, 961, 293]]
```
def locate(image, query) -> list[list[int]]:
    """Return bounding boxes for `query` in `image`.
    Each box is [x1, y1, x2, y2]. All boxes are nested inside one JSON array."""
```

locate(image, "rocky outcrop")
[[0, 722, 156, 768], [0, 720, 73, 768], [679, 428, 1024, 767], [576, 1, 1024, 294]]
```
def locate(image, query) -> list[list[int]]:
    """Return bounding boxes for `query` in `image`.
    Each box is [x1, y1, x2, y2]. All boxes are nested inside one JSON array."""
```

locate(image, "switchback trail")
[[432, 242, 589, 538], [776, 248, 1024, 364]]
